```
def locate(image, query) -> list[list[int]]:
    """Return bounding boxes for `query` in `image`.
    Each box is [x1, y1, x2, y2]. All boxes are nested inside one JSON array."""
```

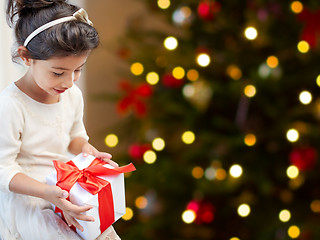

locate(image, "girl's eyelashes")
[[53, 72, 64, 77]]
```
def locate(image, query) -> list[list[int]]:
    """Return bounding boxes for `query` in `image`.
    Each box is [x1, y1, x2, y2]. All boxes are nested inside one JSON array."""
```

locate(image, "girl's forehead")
[[45, 54, 90, 69]]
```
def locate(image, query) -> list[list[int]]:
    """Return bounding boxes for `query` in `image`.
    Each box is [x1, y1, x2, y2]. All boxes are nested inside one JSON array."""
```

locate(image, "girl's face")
[[28, 52, 90, 97]]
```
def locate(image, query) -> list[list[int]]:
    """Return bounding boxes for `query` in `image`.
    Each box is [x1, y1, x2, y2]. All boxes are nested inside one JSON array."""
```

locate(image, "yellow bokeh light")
[[310, 200, 320, 213], [299, 91, 312, 105], [288, 225, 300, 239], [286, 129, 299, 142], [291, 1, 303, 14], [130, 62, 144, 76], [215, 168, 227, 181], [192, 166, 204, 179], [266, 56, 279, 68], [244, 133, 256, 146], [226, 65, 242, 80], [287, 165, 299, 179], [230, 238, 240, 240], [152, 138, 165, 151], [172, 66, 185, 79], [182, 209, 196, 224], [244, 85, 257, 98], [157, 0, 170, 9], [244, 27, 258, 40], [135, 196, 148, 209], [182, 131, 196, 144], [279, 209, 291, 222], [237, 204, 251, 217], [122, 207, 134, 220], [316, 75, 320, 87], [146, 72, 160, 85], [164, 36, 178, 50], [297, 41, 310, 53], [104, 134, 118, 148], [143, 150, 157, 164], [187, 69, 199, 81], [229, 164, 243, 178], [197, 53, 211, 67]]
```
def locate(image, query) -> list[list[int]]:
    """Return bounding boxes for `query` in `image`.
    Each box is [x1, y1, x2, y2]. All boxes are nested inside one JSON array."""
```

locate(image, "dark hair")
[[6, 0, 99, 60]]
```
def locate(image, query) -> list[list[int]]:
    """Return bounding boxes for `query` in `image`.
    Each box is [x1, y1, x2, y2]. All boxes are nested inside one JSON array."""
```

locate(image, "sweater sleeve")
[[0, 98, 24, 192], [69, 85, 89, 141]]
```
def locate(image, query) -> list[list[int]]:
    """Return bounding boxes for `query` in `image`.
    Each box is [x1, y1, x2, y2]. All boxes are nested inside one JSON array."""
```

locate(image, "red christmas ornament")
[[117, 80, 153, 117], [289, 146, 317, 171], [298, 8, 320, 48], [197, 1, 221, 21], [186, 200, 215, 224], [128, 143, 152, 162], [162, 73, 184, 88]]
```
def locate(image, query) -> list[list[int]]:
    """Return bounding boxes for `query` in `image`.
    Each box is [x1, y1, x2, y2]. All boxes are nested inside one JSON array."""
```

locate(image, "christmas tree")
[[103, 1, 320, 239]]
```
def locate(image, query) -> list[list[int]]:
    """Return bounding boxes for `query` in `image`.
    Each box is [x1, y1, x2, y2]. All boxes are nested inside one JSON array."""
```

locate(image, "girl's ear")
[[17, 46, 32, 66]]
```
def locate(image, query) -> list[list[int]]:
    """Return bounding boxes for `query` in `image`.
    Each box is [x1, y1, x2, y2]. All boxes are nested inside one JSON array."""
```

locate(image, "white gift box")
[[46, 154, 132, 240]]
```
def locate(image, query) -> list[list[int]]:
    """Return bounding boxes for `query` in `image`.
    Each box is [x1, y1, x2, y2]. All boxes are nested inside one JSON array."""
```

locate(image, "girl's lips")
[[54, 88, 66, 94]]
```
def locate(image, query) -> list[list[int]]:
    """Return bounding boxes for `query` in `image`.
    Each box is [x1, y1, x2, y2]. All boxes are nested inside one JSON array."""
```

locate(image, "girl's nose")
[[63, 72, 75, 88]]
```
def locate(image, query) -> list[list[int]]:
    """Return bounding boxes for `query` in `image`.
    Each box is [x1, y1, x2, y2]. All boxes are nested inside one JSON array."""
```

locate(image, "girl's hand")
[[82, 142, 119, 167], [45, 185, 94, 232]]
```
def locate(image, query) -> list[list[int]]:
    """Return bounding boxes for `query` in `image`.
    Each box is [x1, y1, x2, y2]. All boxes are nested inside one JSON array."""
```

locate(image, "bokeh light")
[[244, 85, 256, 98], [135, 196, 148, 209], [192, 166, 204, 179], [152, 137, 165, 151], [143, 150, 157, 164], [244, 27, 258, 40], [288, 225, 300, 239], [104, 134, 119, 148], [266, 56, 279, 68], [279, 209, 291, 222], [244, 133, 257, 146], [182, 209, 196, 224], [122, 207, 134, 220], [130, 62, 144, 76], [164, 36, 178, 50], [172, 66, 185, 79], [310, 200, 320, 213], [182, 131, 196, 144], [291, 1, 303, 14], [229, 164, 243, 178], [286, 129, 299, 142], [146, 72, 160, 85], [287, 165, 299, 179], [197, 53, 211, 67], [187, 69, 199, 81], [226, 65, 242, 80], [157, 0, 170, 9], [237, 204, 251, 217], [297, 41, 309, 53], [299, 91, 312, 105]]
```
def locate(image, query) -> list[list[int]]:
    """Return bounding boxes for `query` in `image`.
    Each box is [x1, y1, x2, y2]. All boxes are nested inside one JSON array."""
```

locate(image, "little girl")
[[0, 0, 121, 239]]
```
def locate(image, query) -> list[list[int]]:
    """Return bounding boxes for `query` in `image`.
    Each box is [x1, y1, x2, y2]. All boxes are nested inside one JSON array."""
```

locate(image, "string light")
[[299, 91, 312, 105], [187, 69, 199, 81], [146, 72, 160, 85], [288, 225, 300, 239], [266, 56, 279, 68], [182, 131, 196, 144], [290, 1, 303, 14], [172, 66, 185, 79], [122, 207, 134, 220], [244, 133, 257, 146], [152, 138, 165, 151], [244, 27, 258, 40], [143, 150, 157, 164], [286, 129, 299, 142], [215, 168, 227, 180], [196, 53, 211, 67], [135, 196, 148, 209], [244, 85, 257, 98], [230, 238, 240, 240], [229, 164, 243, 178], [157, 0, 170, 9], [237, 204, 251, 217], [286, 165, 299, 179], [226, 65, 242, 80], [192, 166, 204, 179], [182, 209, 196, 224], [204, 167, 216, 180], [130, 62, 144, 76], [104, 134, 118, 148], [310, 200, 320, 213], [297, 41, 309, 53], [316, 75, 320, 87], [279, 209, 291, 222], [164, 36, 178, 50]]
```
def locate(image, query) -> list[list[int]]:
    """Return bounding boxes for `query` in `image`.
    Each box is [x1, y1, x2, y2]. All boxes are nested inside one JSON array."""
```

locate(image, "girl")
[[0, 0, 120, 239]]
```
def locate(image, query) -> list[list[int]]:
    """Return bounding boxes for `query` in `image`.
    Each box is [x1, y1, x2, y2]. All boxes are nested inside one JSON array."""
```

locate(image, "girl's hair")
[[6, 0, 99, 60]]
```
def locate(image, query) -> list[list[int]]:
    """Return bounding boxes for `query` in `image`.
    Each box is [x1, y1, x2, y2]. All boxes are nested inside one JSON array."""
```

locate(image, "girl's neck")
[[16, 73, 59, 104]]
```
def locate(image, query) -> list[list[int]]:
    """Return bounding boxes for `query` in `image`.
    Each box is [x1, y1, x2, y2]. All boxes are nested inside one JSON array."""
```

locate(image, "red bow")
[[53, 159, 136, 233]]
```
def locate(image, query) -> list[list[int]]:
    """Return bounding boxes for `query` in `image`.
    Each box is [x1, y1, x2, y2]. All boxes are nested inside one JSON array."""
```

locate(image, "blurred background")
[[2, 0, 320, 239]]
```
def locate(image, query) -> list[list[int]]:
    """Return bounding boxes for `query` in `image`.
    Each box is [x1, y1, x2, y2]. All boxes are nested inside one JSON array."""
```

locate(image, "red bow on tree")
[[117, 81, 153, 117], [298, 8, 320, 48]]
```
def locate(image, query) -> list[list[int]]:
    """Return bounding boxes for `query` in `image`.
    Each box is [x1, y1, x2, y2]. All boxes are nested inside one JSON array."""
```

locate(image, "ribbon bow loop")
[[73, 8, 93, 26]]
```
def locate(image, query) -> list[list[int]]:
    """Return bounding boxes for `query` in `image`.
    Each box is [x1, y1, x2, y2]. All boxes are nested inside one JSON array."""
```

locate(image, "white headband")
[[24, 8, 93, 47]]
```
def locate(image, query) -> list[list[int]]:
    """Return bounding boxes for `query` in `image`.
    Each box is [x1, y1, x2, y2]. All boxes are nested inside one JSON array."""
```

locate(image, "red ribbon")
[[53, 158, 136, 233], [298, 8, 320, 48]]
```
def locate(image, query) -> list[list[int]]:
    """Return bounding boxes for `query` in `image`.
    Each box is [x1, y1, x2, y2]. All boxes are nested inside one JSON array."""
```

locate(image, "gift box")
[[46, 153, 136, 240]]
